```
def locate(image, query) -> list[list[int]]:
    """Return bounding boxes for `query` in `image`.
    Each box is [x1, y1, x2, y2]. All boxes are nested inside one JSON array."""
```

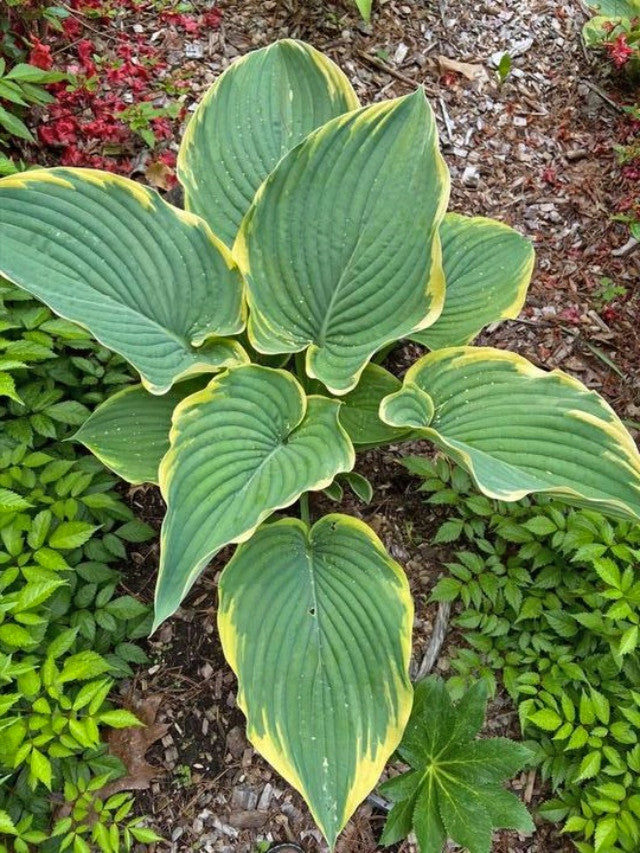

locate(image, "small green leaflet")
[[379, 677, 534, 852]]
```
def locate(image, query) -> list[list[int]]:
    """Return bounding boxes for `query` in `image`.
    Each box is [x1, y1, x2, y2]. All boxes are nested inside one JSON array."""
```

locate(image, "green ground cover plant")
[[0, 58, 66, 145], [408, 455, 640, 853], [0, 279, 159, 850], [380, 676, 533, 852], [1, 38, 640, 849]]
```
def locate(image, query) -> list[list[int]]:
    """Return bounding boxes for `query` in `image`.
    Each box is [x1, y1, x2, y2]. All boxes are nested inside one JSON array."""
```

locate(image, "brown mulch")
[[26, 0, 640, 849]]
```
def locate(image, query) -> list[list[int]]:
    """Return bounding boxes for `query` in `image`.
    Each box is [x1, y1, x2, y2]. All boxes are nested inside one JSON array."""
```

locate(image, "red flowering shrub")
[[4, 0, 223, 185]]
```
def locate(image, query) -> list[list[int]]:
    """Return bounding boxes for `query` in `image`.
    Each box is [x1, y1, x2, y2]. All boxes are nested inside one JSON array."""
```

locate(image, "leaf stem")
[[299, 492, 310, 525]]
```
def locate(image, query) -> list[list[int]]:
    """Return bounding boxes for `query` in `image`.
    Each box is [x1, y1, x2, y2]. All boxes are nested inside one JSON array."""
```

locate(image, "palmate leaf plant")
[[410, 455, 640, 853], [1, 38, 640, 848], [379, 677, 534, 853]]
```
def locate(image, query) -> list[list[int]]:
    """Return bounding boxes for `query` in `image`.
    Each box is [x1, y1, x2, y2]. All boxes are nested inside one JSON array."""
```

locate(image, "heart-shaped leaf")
[[73, 376, 224, 484], [0, 168, 246, 393], [178, 39, 359, 247], [235, 90, 450, 394], [338, 364, 411, 447], [380, 347, 640, 521], [411, 213, 535, 349], [155, 365, 354, 628], [218, 514, 413, 848]]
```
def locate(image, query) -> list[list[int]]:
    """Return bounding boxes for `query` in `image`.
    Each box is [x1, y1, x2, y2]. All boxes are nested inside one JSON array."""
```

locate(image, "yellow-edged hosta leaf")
[[73, 376, 219, 484], [178, 39, 359, 247], [411, 213, 535, 349], [338, 363, 411, 447], [380, 347, 640, 521], [218, 514, 413, 848], [235, 90, 450, 395], [0, 168, 246, 393], [155, 365, 355, 628]]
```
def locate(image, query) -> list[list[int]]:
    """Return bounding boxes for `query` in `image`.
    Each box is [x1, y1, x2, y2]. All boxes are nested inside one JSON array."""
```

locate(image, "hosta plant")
[[1, 38, 640, 849]]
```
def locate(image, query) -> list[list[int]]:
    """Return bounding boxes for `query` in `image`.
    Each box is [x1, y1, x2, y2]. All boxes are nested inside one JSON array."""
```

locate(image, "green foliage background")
[[408, 455, 640, 853], [0, 279, 159, 851]]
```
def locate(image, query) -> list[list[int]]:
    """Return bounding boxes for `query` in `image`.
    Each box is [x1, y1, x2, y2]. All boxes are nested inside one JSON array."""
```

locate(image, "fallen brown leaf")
[[437, 55, 488, 82], [145, 160, 175, 191], [100, 694, 169, 797]]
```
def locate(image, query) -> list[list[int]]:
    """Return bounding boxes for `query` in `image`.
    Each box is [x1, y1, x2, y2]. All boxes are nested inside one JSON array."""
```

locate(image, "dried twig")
[[439, 96, 454, 143], [611, 236, 639, 256], [413, 601, 451, 682], [355, 50, 438, 96], [580, 78, 625, 114]]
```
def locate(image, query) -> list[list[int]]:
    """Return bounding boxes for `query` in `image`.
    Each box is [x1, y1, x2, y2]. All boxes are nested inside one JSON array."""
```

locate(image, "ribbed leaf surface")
[[411, 213, 535, 349], [380, 347, 640, 520], [73, 378, 214, 484], [0, 168, 245, 393], [585, 0, 639, 14], [178, 39, 359, 247], [235, 90, 450, 394], [156, 365, 354, 627], [218, 515, 413, 848], [338, 364, 410, 446]]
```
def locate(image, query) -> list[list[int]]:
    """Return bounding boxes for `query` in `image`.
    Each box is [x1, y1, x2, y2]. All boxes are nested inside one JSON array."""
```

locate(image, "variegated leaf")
[[155, 365, 354, 628], [0, 168, 245, 393], [178, 39, 359, 247], [380, 347, 640, 521], [218, 514, 413, 848]]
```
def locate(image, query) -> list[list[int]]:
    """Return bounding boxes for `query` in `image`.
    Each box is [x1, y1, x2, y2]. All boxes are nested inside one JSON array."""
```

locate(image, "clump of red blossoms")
[[28, 38, 54, 70], [16, 1, 223, 182], [606, 33, 635, 68]]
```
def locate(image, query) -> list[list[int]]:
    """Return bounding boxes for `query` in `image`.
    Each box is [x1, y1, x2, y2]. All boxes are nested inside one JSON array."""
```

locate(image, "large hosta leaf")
[[155, 365, 354, 628], [218, 514, 413, 848], [0, 168, 246, 393], [380, 347, 640, 520], [178, 39, 359, 247], [235, 90, 450, 395], [338, 364, 411, 447], [411, 213, 535, 349], [73, 378, 214, 484]]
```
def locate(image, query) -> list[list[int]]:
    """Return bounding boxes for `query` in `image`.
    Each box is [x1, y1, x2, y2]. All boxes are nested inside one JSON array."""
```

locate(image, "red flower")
[[158, 150, 177, 167], [181, 15, 200, 34], [606, 34, 635, 68], [29, 38, 53, 71], [152, 117, 173, 140], [559, 306, 582, 325], [61, 145, 84, 166], [77, 39, 97, 75], [62, 16, 83, 39], [51, 117, 79, 145], [203, 9, 222, 28]]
